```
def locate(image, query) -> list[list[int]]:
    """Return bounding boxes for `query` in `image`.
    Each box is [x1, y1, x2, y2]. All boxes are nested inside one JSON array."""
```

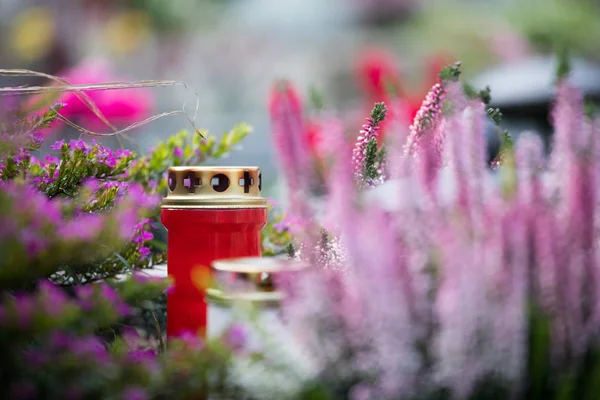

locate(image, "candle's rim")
[[212, 257, 309, 273]]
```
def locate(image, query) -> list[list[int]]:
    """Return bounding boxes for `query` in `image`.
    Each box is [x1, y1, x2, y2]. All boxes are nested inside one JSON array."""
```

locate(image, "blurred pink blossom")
[[35, 59, 154, 134]]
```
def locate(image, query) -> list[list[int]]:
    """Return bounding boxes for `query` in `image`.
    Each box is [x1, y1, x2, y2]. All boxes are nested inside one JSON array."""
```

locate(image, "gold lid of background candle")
[[206, 257, 309, 307], [161, 166, 266, 209]]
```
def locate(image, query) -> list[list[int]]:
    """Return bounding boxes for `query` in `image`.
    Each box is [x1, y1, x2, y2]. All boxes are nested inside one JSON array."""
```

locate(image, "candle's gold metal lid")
[[161, 166, 266, 209], [206, 257, 309, 307]]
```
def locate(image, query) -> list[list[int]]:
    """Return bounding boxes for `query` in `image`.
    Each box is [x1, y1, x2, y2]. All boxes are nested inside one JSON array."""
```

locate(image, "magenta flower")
[[49, 140, 66, 151], [36, 59, 154, 134]]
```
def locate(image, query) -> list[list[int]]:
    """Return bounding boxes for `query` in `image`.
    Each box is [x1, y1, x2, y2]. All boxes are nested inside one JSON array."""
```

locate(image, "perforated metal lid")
[[161, 166, 266, 209]]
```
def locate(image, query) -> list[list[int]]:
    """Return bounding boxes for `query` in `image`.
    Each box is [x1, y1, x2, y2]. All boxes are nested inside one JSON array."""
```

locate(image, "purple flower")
[[173, 147, 183, 158], [44, 155, 59, 165], [58, 214, 104, 241], [133, 230, 153, 245], [69, 139, 83, 149], [13, 148, 30, 165], [115, 148, 132, 158], [138, 246, 151, 259], [69, 336, 109, 364], [31, 132, 43, 146], [49, 140, 66, 151]]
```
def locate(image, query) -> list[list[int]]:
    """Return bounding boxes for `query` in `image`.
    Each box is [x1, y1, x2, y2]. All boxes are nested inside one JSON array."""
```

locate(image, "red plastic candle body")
[[160, 166, 266, 339]]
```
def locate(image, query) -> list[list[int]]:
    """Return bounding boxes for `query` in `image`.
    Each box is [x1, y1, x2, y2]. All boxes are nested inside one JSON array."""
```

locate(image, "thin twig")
[[0, 69, 204, 139]]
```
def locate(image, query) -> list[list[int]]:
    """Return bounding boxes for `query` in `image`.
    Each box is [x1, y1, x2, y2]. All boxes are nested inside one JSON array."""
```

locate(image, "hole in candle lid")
[[168, 171, 176, 191], [240, 170, 252, 193], [258, 173, 262, 191], [183, 171, 201, 193], [211, 174, 230, 192]]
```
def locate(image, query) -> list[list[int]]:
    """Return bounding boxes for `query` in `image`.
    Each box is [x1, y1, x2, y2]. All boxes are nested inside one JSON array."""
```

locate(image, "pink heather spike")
[[324, 121, 356, 235], [269, 80, 310, 191], [414, 120, 445, 197], [404, 82, 445, 157], [549, 82, 585, 182], [352, 117, 381, 184], [269, 80, 313, 221]]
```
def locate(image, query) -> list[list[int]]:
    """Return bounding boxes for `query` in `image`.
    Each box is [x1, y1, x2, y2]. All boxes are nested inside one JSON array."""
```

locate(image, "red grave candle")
[[160, 166, 267, 340]]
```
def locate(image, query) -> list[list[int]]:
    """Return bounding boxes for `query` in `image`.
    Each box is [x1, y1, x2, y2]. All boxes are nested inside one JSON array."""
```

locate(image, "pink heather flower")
[[58, 214, 104, 241], [115, 148, 132, 158], [69, 336, 109, 364], [49, 140, 66, 151], [173, 147, 183, 158], [324, 123, 356, 234], [69, 139, 87, 152], [404, 82, 445, 156], [269, 81, 310, 189], [138, 246, 151, 259], [549, 82, 586, 188], [12, 148, 30, 165], [269, 80, 314, 230], [352, 116, 380, 182], [351, 103, 387, 189], [44, 155, 59, 165]]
